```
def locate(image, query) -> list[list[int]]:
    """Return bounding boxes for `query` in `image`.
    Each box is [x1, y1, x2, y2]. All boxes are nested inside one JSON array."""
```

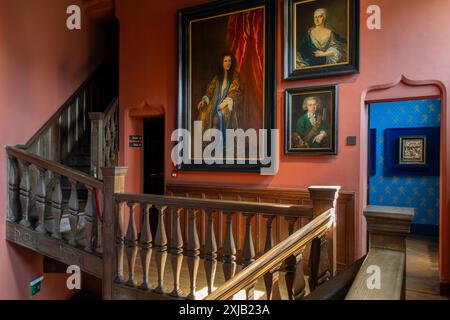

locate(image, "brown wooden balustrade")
[[104, 176, 339, 300], [24, 64, 117, 162], [89, 98, 119, 180], [205, 207, 336, 300], [6, 146, 103, 277]]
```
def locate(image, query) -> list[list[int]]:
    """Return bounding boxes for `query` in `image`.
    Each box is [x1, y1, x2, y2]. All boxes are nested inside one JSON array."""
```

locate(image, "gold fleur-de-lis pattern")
[[369, 99, 440, 226]]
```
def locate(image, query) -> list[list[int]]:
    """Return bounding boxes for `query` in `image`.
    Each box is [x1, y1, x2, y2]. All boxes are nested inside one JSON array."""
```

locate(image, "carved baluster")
[[110, 118, 116, 162], [125, 202, 138, 286], [35, 168, 47, 234], [115, 201, 125, 284], [309, 235, 331, 291], [104, 121, 112, 166], [263, 215, 281, 299], [170, 208, 184, 297], [242, 213, 256, 300], [140, 204, 153, 290], [7, 155, 20, 223], [284, 216, 299, 299], [68, 179, 79, 246], [223, 211, 236, 281], [204, 210, 217, 294], [83, 186, 95, 252], [292, 249, 306, 300], [19, 160, 31, 228], [154, 206, 168, 294], [51, 174, 63, 239], [187, 209, 200, 299]]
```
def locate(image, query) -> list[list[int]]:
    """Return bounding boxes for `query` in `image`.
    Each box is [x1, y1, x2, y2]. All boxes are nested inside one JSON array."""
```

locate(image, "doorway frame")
[[360, 75, 449, 294]]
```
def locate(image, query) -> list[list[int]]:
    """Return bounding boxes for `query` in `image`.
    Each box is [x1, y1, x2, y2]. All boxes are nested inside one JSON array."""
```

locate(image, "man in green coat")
[[292, 96, 328, 148]]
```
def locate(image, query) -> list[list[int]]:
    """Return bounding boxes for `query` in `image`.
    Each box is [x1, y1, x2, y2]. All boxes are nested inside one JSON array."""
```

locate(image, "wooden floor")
[[405, 235, 448, 300]]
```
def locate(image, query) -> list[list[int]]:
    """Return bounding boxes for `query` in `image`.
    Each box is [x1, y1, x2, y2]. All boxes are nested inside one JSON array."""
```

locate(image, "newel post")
[[308, 186, 340, 278], [101, 167, 128, 300], [90, 112, 105, 180]]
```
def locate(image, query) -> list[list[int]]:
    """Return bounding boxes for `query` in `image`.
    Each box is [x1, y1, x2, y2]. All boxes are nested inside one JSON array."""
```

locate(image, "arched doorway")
[[361, 75, 449, 295]]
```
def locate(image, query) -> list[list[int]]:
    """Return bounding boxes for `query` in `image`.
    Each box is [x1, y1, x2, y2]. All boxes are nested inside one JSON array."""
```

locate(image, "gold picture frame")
[[399, 136, 426, 165]]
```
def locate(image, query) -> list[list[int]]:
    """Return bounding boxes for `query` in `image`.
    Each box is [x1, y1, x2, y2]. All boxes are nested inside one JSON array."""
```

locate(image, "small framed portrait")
[[399, 136, 426, 165], [177, 0, 277, 172], [284, 0, 360, 80], [285, 85, 338, 155]]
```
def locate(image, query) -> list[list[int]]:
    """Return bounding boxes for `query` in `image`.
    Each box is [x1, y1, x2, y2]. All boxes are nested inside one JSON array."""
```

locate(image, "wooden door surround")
[[166, 184, 356, 271]]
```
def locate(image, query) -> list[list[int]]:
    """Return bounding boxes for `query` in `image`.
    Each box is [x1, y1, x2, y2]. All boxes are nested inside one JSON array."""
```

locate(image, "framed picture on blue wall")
[[399, 136, 426, 165], [384, 127, 439, 176]]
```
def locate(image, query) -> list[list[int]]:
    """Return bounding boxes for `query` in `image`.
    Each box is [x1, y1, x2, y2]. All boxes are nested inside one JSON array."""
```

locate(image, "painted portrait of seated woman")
[[296, 8, 347, 69]]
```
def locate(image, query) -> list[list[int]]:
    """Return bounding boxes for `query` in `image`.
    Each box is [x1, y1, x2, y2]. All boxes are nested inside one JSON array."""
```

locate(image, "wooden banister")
[[90, 98, 119, 179], [115, 193, 314, 218], [204, 209, 334, 300], [6, 146, 103, 190], [345, 205, 414, 300]]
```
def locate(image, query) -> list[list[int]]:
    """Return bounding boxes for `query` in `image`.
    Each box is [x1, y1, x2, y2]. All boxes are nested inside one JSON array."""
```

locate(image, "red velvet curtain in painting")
[[227, 8, 264, 130]]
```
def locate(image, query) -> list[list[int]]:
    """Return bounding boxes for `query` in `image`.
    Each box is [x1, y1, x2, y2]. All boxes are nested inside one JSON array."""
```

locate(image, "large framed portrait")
[[285, 85, 338, 154], [177, 0, 277, 172], [284, 0, 359, 80]]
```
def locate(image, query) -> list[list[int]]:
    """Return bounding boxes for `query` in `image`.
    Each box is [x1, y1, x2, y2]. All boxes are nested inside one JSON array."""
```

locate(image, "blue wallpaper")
[[369, 99, 441, 226]]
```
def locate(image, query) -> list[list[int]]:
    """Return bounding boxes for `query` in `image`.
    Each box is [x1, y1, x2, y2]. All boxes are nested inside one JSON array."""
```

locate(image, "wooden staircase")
[[6, 64, 118, 279], [4, 65, 413, 300]]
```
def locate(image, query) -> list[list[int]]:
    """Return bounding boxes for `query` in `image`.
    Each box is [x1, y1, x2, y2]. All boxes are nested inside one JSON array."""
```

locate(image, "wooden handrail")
[[205, 209, 334, 300], [6, 146, 103, 190], [115, 192, 314, 218], [103, 98, 119, 122]]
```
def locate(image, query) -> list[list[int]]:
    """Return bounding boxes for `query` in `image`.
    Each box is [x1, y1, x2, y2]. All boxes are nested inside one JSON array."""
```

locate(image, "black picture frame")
[[177, 0, 277, 172], [285, 85, 338, 155], [284, 0, 360, 80]]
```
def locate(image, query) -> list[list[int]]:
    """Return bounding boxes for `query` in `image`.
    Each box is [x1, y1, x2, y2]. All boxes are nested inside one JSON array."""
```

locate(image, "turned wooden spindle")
[[104, 122, 112, 166], [68, 179, 80, 246], [243, 213, 256, 300], [170, 208, 184, 297], [187, 209, 200, 300], [309, 235, 331, 291], [83, 186, 95, 252], [35, 168, 47, 234], [204, 210, 217, 294], [284, 216, 299, 299], [223, 211, 237, 281], [263, 215, 281, 300], [115, 201, 125, 283], [7, 155, 20, 223], [292, 249, 307, 300], [139, 204, 153, 290], [51, 174, 63, 239], [110, 119, 116, 162], [19, 160, 31, 228], [154, 205, 168, 294], [125, 202, 138, 286]]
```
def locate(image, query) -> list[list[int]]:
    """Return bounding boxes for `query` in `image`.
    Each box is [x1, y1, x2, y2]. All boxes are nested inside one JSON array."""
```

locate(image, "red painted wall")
[[0, 0, 107, 299], [117, 0, 450, 285]]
